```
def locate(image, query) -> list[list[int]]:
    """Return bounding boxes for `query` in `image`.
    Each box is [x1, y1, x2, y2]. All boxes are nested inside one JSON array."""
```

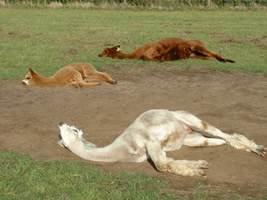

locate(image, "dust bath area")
[[1, 65, 266, 196]]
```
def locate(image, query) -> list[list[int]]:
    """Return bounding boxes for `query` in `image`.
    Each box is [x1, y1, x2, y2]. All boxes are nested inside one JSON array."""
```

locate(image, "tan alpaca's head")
[[58, 121, 84, 147], [98, 45, 121, 58], [22, 68, 40, 86]]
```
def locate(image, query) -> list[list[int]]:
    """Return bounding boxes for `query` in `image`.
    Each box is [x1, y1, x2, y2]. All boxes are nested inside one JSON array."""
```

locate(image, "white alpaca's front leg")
[[146, 142, 209, 177]]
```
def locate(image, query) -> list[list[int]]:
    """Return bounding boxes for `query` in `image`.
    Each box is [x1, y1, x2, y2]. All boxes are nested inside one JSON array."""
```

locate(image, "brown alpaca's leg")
[[190, 54, 216, 60], [189, 40, 235, 63], [193, 46, 235, 63]]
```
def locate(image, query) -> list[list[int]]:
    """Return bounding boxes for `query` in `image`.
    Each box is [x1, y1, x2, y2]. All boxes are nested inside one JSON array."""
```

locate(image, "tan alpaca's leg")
[[84, 72, 117, 84], [146, 142, 209, 176], [71, 73, 101, 88], [71, 82, 101, 88]]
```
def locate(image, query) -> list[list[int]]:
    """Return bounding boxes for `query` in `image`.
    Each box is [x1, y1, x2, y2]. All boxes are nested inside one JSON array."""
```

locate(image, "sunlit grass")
[[0, 8, 266, 79], [0, 152, 174, 200]]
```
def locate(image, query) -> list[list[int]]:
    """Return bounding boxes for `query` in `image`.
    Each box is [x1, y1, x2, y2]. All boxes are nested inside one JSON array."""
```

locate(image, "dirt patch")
[[250, 35, 267, 50], [0, 65, 266, 197], [63, 48, 78, 55]]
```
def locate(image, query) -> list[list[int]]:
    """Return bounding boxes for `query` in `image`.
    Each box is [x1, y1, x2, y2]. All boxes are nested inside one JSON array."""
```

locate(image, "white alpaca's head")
[[58, 121, 84, 147]]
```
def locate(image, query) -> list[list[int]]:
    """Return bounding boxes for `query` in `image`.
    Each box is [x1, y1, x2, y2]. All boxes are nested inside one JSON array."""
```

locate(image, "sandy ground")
[[1, 64, 266, 197]]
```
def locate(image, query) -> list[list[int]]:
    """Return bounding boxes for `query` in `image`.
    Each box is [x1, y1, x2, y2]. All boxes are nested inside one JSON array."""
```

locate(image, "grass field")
[[0, 8, 267, 199], [0, 8, 266, 79]]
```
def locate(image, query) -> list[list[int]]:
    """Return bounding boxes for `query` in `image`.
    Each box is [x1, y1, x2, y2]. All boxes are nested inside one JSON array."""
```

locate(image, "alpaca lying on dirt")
[[98, 37, 235, 63], [22, 63, 117, 88], [58, 109, 265, 177]]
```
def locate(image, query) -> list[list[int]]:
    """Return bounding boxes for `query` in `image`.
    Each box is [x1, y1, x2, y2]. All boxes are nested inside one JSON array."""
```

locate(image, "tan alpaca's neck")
[[34, 74, 58, 87]]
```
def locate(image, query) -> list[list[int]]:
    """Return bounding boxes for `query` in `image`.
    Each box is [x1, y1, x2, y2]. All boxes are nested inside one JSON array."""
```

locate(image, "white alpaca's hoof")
[[227, 133, 266, 156], [198, 160, 210, 169], [256, 145, 267, 157], [192, 168, 206, 177]]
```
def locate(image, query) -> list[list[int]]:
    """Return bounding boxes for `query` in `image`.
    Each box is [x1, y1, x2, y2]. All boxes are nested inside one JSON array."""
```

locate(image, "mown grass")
[[0, 8, 266, 79]]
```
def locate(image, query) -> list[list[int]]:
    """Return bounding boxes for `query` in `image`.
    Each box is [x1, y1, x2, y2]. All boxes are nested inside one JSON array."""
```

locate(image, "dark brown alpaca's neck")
[[116, 51, 136, 59]]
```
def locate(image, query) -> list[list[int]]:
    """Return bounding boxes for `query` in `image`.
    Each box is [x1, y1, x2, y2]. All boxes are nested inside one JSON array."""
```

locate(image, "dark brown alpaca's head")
[[98, 45, 121, 58]]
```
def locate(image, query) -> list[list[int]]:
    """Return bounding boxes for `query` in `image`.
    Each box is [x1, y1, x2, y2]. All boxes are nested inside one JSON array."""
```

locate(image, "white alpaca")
[[58, 109, 266, 177]]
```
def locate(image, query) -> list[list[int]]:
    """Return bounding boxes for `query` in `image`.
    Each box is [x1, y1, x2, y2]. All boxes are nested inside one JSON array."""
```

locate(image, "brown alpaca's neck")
[[34, 74, 58, 87], [116, 51, 137, 59]]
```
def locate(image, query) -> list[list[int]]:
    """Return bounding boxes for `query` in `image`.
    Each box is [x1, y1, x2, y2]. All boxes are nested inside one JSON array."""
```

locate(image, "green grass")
[[0, 152, 174, 200], [0, 8, 266, 79], [1, 152, 265, 200]]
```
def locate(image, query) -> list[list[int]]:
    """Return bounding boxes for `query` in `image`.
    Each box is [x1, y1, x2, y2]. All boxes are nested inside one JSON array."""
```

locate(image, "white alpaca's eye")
[[73, 129, 78, 133]]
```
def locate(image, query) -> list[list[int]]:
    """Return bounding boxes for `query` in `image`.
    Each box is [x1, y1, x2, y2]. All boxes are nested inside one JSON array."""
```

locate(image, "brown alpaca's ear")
[[29, 68, 36, 76]]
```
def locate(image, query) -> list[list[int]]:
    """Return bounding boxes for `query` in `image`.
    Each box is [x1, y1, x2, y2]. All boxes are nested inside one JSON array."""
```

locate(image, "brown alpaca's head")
[[98, 45, 121, 58], [22, 68, 40, 86]]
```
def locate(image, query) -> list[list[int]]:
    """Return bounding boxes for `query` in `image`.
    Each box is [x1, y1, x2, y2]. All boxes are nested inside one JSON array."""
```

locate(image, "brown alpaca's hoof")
[[113, 80, 118, 84]]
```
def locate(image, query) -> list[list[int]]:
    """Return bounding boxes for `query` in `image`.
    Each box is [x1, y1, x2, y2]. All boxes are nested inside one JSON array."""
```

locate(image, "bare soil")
[[1, 64, 267, 197]]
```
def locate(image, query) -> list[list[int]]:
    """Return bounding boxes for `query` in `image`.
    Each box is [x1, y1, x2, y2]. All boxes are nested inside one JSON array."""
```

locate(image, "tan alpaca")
[[22, 63, 117, 88], [58, 109, 266, 177], [98, 37, 235, 63]]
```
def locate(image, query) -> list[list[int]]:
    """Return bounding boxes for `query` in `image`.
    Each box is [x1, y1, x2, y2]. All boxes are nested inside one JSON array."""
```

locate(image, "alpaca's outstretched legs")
[[188, 40, 235, 63], [71, 81, 101, 88], [146, 142, 209, 176], [192, 46, 235, 63], [84, 72, 117, 84], [172, 111, 266, 156], [71, 73, 101, 88], [183, 132, 226, 147]]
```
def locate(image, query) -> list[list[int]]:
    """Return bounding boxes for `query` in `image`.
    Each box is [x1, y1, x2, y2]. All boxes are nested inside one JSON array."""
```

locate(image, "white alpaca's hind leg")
[[172, 111, 266, 156], [146, 142, 208, 177], [183, 132, 226, 147]]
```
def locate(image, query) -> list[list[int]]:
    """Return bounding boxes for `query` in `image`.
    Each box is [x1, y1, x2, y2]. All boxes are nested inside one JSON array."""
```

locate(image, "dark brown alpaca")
[[98, 37, 235, 63]]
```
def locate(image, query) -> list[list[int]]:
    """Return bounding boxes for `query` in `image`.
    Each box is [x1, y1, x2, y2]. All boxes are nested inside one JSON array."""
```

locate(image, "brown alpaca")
[[22, 63, 117, 88], [98, 37, 235, 63]]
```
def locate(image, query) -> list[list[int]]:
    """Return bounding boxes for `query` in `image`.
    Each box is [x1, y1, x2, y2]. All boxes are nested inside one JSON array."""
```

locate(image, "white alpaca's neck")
[[67, 141, 122, 162]]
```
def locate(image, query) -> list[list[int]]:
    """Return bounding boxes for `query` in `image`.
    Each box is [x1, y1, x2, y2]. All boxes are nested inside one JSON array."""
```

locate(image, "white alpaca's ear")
[[58, 140, 65, 147], [77, 129, 84, 139], [116, 46, 121, 52]]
